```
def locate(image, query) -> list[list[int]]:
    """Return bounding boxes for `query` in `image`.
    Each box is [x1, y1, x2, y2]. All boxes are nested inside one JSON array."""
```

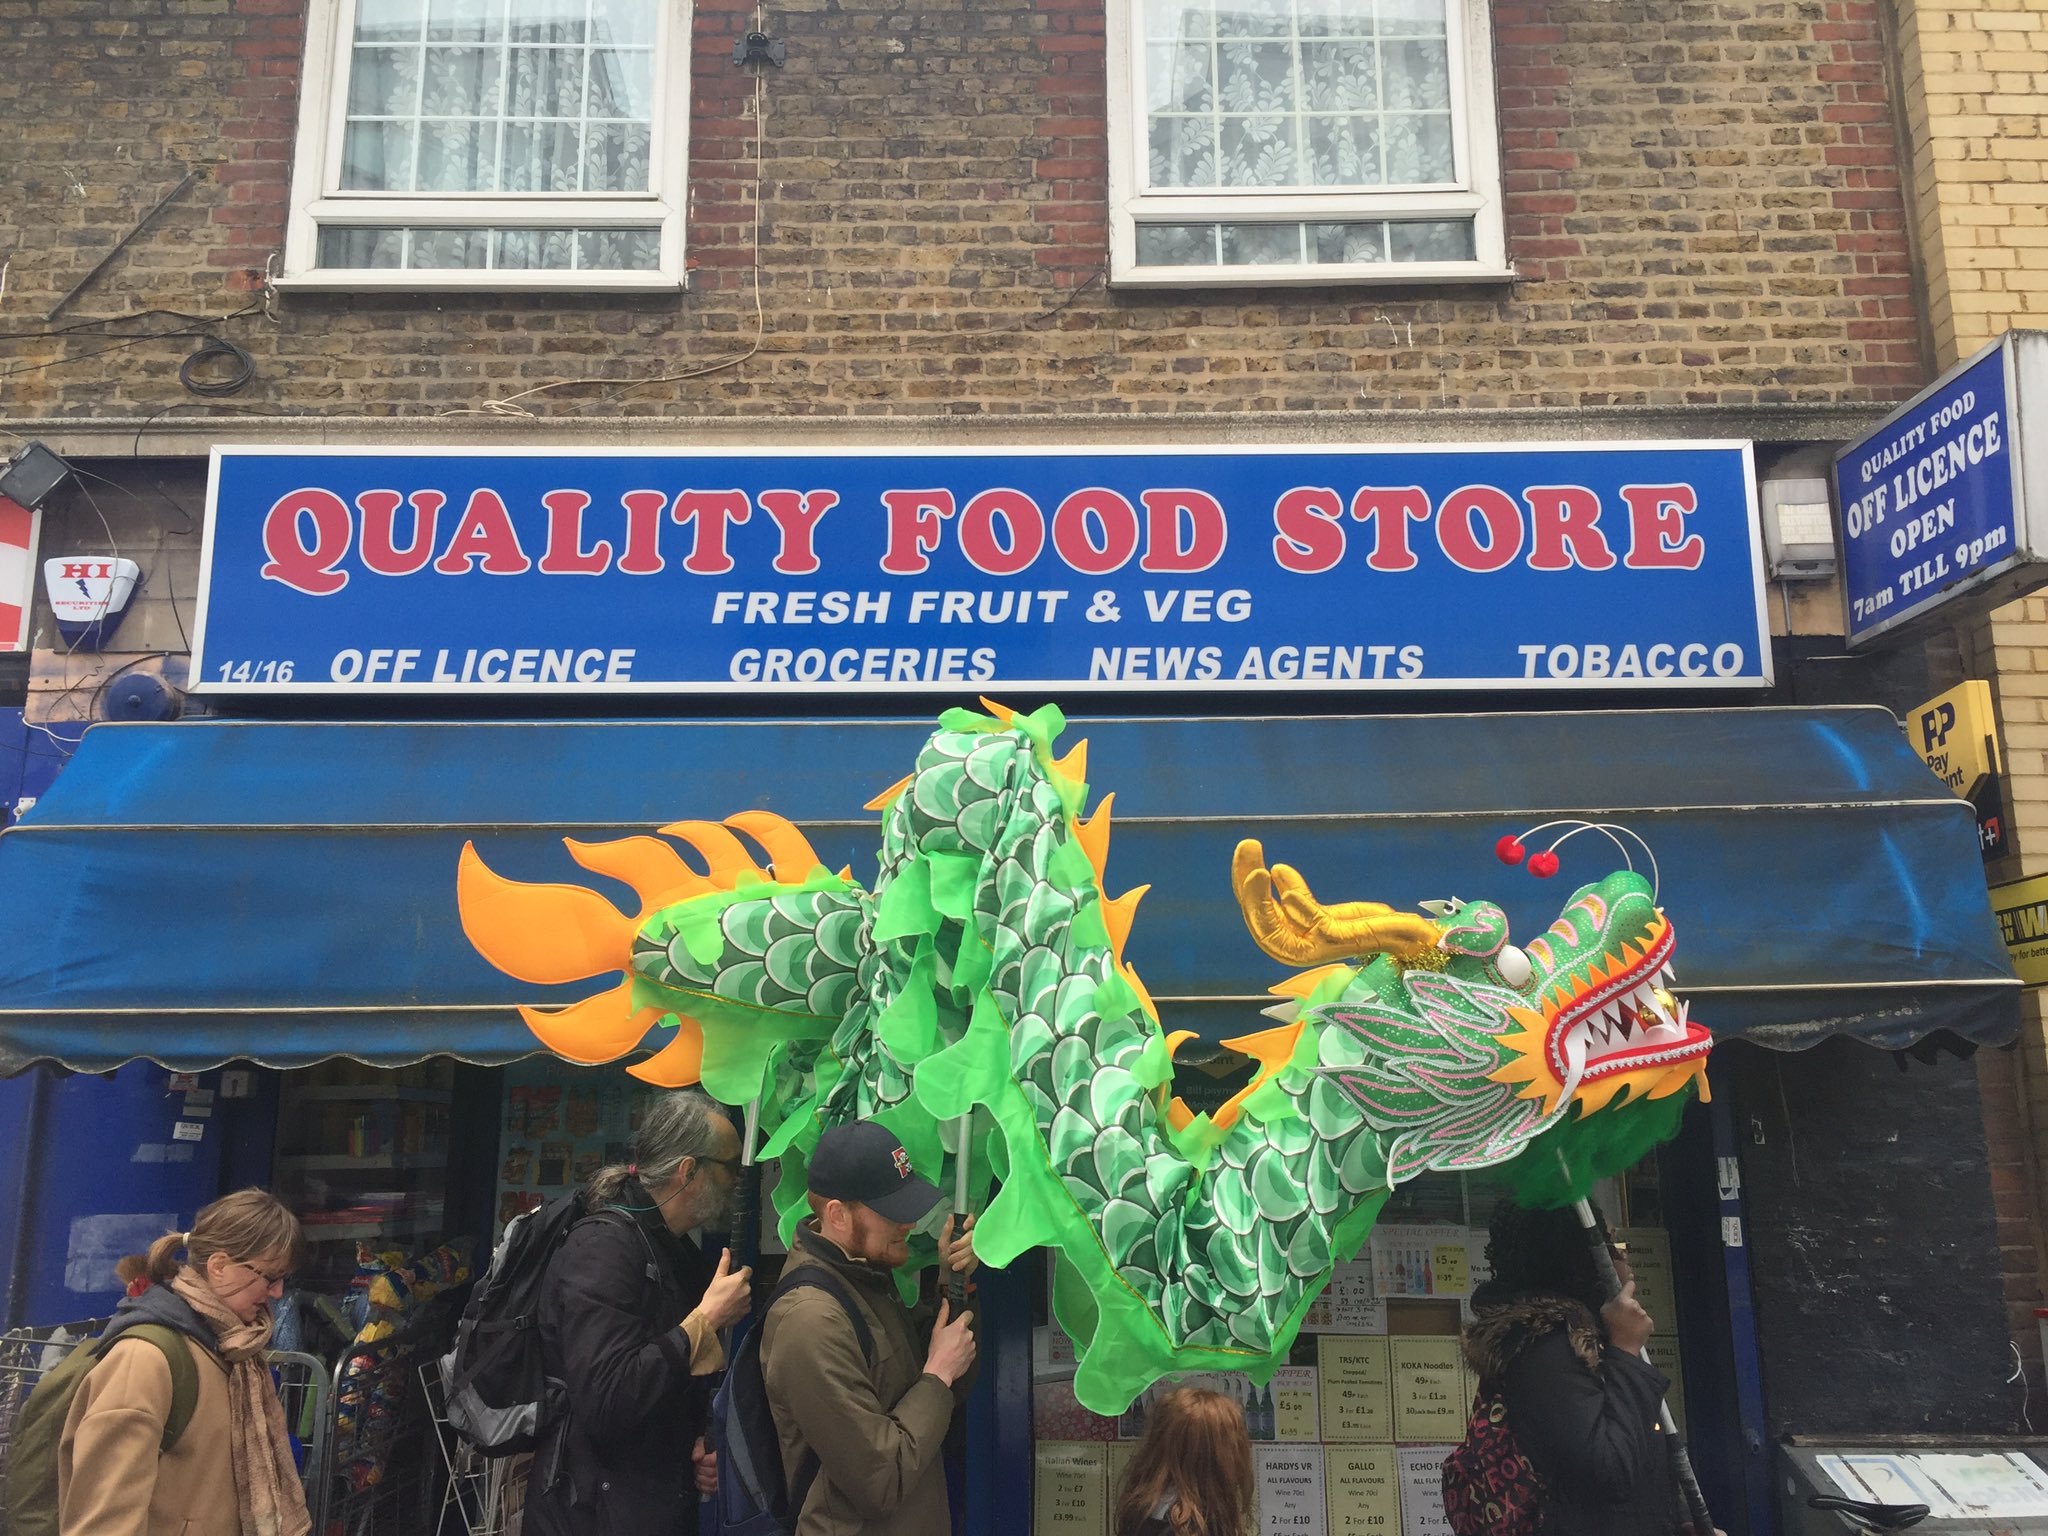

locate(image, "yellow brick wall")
[[1896, 0, 2048, 365], [1904, 0, 2048, 1362]]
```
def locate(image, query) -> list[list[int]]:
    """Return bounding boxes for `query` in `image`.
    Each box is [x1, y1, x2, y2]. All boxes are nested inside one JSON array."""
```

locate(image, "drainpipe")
[[4, 1066, 54, 1330]]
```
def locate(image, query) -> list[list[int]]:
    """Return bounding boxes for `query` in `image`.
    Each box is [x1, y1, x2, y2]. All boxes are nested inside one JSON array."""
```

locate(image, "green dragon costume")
[[457, 702, 1711, 1413]]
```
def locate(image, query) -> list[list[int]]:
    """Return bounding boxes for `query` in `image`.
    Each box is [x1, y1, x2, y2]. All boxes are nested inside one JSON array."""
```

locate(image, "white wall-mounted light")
[[1759, 477, 1838, 580]]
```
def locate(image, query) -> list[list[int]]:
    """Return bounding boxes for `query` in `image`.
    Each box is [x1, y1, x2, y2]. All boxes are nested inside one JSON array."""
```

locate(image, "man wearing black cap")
[[759, 1120, 979, 1535]]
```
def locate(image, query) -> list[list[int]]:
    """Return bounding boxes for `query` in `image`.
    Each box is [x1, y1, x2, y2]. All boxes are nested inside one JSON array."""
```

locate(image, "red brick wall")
[[0, 0, 1926, 418]]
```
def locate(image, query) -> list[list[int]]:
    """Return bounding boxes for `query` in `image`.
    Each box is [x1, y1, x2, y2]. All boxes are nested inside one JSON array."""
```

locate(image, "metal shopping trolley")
[[0, 1318, 330, 1536], [420, 1360, 524, 1536]]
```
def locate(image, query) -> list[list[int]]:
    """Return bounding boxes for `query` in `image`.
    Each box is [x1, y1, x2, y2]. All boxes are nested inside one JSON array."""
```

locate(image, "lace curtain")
[[341, 0, 654, 194]]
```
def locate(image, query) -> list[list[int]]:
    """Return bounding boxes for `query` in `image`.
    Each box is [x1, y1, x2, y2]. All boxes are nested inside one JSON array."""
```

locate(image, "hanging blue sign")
[[1835, 332, 2048, 647], [193, 443, 1770, 695]]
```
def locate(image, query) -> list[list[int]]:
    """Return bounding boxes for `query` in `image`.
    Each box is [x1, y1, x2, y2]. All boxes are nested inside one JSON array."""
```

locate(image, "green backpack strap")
[[114, 1325, 201, 1454]]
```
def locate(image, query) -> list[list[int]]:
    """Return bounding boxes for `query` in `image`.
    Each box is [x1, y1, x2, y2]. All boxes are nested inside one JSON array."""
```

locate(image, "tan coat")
[[57, 1330, 238, 1536], [760, 1226, 973, 1536]]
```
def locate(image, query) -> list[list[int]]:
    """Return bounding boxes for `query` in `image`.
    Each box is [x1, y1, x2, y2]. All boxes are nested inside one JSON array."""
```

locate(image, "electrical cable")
[[177, 334, 255, 397]]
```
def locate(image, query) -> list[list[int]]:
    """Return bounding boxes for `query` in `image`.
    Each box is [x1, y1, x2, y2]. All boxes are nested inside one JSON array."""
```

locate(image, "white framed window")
[[279, 0, 690, 291], [1107, 0, 1509, 286]]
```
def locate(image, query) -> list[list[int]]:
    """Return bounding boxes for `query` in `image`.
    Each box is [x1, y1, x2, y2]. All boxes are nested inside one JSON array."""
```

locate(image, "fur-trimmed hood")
[[1461, 1290, 1604, 1381]]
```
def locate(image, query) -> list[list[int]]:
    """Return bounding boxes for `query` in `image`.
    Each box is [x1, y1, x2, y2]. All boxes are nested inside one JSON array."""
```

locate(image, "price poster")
[[1397, 1446, 1455, 1536], [1369, 1225, 1473, 1298], [1260, 1446, 1328, 1534], [1302, 1259, 1387, 1334], [1036, 1442, 1109, 1536], [1390, 1338, 1467, 1442], [1319, 1336, 1393, 1443], [1327, 1446, 1400, 1536], [1273, 1365, 1322, 1443]]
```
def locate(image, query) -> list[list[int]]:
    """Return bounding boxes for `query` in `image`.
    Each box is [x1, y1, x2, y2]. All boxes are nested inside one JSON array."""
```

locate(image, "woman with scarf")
[[57, 1188, 310, 1536]]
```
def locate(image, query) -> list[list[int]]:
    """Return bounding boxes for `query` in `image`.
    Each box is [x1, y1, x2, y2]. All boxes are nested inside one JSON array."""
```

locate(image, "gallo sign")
[[1836, 330, 2048, 648], [194, 443, 1770, 696]]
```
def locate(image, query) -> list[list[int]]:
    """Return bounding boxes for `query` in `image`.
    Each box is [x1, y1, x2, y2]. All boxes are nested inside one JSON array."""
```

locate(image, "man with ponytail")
[[24, 1188, 310, 1536], [526, 1088, 753, 1536]]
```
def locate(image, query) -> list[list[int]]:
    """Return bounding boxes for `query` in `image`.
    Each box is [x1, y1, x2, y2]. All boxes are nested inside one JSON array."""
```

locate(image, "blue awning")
[[0, 707, 2019, 1073]]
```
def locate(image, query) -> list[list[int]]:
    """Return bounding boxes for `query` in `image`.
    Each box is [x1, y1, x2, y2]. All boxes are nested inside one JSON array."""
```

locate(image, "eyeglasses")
[[695, 1156, 745, 1178], [233, 1260, 290, 1287]]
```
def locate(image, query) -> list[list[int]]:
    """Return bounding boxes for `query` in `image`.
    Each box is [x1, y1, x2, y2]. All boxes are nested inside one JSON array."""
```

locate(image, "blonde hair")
[[1112, 1387, 1256, 1536], [144, 1188, 304, 1286]]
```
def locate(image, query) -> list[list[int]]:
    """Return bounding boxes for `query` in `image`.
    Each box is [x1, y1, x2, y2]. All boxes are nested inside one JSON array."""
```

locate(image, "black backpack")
[[439, 1189, 632, 1456], [711, 1265, 875, 1535]]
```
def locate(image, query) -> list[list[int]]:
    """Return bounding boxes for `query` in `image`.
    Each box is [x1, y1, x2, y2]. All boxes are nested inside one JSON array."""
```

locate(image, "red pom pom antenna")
[[1494, 835, 1526, 866], [1527, 851, 1561, 878]]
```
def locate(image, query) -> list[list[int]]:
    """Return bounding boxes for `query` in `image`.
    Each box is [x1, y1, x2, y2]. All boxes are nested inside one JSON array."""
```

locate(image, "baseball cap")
[[808, 1122, 942, 1226]]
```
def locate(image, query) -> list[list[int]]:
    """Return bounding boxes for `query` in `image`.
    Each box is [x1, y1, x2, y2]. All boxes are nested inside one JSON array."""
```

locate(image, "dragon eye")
[[1495, 944, 1533, 988]]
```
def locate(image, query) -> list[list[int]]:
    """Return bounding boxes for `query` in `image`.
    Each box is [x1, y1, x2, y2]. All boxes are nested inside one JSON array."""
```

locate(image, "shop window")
[[279, 0, 689, 292], [1106, 0, 1508, 286]]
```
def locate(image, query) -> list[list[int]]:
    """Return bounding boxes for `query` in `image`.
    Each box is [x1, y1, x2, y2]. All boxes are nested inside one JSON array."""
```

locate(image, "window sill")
[[1108, 263, 1517, 291], [269, 270, 689, 295]]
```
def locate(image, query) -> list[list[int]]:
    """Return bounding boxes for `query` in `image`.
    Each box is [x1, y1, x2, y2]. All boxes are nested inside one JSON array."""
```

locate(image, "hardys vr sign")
[[193, 443, 1770, 696]]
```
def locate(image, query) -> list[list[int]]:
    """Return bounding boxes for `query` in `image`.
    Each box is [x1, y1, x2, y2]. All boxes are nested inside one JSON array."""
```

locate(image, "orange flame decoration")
[[456, 811, 843, 1087]]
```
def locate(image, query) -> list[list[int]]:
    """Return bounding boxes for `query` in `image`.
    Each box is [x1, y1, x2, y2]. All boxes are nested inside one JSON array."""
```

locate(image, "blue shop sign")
[[193, 443, 1770, 695], [1835, 331, 2048, 647]]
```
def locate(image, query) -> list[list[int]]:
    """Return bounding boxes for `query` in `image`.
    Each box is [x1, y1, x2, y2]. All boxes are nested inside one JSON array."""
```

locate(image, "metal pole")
[[4, 1066, 54, 1330], [947, 1112, 973, 1309], [1573, 1197, 1715, 1534]]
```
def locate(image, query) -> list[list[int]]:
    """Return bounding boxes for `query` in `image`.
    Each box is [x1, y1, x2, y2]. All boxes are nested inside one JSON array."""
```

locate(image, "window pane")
[[587, 49, 653, 118], [507, 0, 586, 43], [1219, 115, 1299, 186], [1221, 222, 1302, 263], [349, 47, 421, 116], [1150, 116, 1218, 186], [1387, 218, 1474, 260], [501, 120, 583, 190], [1147, 43, 1213, 112], [1307, 114, 1380, 184], [1136, 223, 1220, 264], [576, 227, 660, 269], [1309, 221, 1387, 261], [426, 0, 502, 41], [1383, 37, 1450, 110], [1374, 0, 1445, 35], [340, 120, 418, 190], [496, 227, 577, 267], [318, 227, 407, 267], [356, 0, 423, 43], [506, 46, 586, 116], [411, 228, 493, 267], [590, 0, 655, 46], [1383, 113, 1452, 182], [423, 46, 504, 116], [1134, 215, 1474, 267], [582, 121, 651, 191], [418, 118, 500, 190], [1301, 40, 1373, 110], [1215, 0, 1293, 39]]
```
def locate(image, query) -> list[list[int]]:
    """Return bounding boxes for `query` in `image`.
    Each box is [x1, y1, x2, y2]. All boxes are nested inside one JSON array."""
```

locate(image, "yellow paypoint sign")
[[1991, 873, 2048, 986], [1911, 680, 2000, 794]]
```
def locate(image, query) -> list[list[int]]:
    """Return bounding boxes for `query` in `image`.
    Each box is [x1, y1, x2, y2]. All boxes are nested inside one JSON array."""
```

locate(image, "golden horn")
[[458, 843, 637, 985], [1232, 839, 1440, 964], [625, 1018, 708, 1087], [518, 979, 659, 1064], [724, 810, 825, 882], [1052, 738, 1088, 785], [565, 835, 712, 914]]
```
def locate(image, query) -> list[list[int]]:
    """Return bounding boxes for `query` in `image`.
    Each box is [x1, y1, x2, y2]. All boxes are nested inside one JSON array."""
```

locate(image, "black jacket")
[[524, 1183, 720, 1536], [1462, 1288, 1683, 1536]]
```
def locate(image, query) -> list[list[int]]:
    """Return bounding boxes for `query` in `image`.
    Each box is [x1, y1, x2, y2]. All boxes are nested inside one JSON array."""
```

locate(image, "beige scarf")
[[170, 1270, 312, 1536]]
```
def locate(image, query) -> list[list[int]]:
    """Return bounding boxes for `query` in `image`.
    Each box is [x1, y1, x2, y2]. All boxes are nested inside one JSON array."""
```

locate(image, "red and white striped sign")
[[0, 494, 40, 651]]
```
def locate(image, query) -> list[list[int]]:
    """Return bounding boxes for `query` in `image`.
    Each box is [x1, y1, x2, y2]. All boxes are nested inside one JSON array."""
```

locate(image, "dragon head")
[[1234, 845, 1710, 1129], [1489, 870, 1710, 1117]]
